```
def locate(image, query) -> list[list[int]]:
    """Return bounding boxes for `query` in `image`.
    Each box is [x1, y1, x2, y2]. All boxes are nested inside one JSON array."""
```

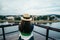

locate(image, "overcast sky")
[[0, 0, 60, 15]]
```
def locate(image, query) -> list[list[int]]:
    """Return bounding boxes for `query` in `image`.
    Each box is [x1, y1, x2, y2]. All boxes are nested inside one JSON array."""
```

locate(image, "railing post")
[[2, 27, 6, 40], [46, 28, 49, 40]]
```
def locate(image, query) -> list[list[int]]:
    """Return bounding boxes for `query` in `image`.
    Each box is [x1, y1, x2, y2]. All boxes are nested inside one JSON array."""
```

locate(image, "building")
[[6, 16, 14, 23]]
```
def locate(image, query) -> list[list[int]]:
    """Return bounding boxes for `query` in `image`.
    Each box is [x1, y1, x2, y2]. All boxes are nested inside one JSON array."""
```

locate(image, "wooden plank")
[[0, 32, 52, 40]]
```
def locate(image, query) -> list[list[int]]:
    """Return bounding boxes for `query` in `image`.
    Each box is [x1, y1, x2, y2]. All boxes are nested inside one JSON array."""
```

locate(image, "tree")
[[37, 16, 43, 20], [41, 16, 48, 20], [14, 16, 21, 20], [0, 16, 6, 20]]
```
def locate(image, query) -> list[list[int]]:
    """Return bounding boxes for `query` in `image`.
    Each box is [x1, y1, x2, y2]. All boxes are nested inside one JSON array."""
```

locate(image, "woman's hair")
[[19, 20, 32, 33]]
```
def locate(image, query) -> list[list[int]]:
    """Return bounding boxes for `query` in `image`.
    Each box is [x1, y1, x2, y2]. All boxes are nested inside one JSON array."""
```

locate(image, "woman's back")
[[19, 21, 34, 35], [18, 13, 34, 40]]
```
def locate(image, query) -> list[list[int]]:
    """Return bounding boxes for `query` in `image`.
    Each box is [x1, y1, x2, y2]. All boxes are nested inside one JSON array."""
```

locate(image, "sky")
[[0, 0, 60, 15]]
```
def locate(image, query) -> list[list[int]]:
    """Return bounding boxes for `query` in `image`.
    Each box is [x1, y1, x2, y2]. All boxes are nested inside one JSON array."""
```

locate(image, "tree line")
[[0, 14, 60, 21]]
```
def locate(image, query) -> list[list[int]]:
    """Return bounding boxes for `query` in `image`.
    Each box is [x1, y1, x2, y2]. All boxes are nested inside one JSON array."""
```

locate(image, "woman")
[[18, 13, 34, 40]]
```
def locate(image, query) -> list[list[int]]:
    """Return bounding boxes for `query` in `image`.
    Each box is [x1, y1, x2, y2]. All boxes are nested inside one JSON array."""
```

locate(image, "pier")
[[0, 23, 60, 40]]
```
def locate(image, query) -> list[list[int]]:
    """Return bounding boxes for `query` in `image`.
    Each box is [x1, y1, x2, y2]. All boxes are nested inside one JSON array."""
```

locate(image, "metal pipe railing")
[[34, 24, 60, 40], [33, 30, 55, 40], [34, 24, 60, 32], [0, 23, 18, 40], [0, 23, 60, 40]]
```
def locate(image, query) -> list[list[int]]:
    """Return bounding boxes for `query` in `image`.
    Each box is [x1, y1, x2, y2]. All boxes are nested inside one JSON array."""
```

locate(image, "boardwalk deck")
[[0, 31, 52, 40]]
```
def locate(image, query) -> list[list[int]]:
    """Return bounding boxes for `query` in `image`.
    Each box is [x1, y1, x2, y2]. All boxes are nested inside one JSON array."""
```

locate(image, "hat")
[[21, 13, 32, 21]]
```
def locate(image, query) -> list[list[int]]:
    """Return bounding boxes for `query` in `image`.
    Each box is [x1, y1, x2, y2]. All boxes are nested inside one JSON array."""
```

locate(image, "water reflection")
[[0, 22, 60, 40], [34, 22, 60, 40], [40, 22, 52, 26]]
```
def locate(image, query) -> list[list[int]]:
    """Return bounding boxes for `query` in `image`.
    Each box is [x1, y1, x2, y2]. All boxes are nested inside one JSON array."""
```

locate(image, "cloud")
[[0, 0, 60, 15]]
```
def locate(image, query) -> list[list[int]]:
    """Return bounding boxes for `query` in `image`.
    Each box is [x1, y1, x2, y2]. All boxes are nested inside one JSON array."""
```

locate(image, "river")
[[0, 22, 60, 40], [34, 22, 60, 40]]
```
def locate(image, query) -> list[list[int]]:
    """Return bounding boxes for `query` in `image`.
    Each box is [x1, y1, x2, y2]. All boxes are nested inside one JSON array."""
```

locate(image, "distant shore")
[[33, 20, 60, 24], [0, 20, 60, 23]]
